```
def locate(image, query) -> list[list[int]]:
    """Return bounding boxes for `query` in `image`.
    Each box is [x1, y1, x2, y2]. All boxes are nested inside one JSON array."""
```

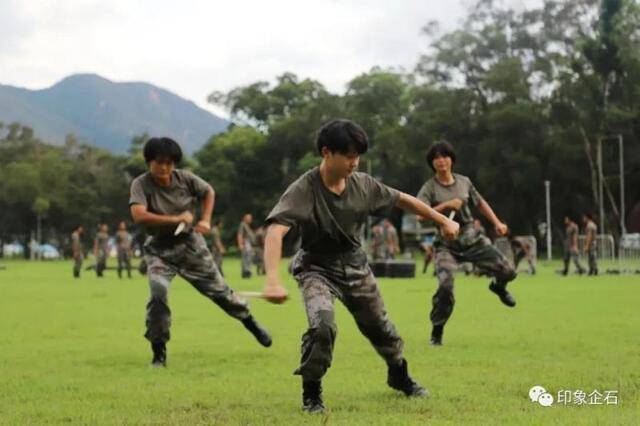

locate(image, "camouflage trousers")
[[144, 231, 250, 344], [431, 236, 517, 326], [241, 242, 253, 278], [253, 247, 265, 275], [292, 250, 404, 381], [212, 250, 224, 276], [117, 250, 132, 278], [513, 247, 536, 274], [73, 253, 83, 277], [587, 247, 598, 273], [372, 246, 386, 261], [562, 248, 585, 274], [96, 251, 107, 277]]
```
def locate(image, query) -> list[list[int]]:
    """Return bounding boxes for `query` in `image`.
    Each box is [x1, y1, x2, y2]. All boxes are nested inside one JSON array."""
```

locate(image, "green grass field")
[[1, 258, 638, 425]]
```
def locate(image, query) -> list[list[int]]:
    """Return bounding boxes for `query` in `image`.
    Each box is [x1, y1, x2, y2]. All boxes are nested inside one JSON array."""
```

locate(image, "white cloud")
[[0, 0, 539, 115]]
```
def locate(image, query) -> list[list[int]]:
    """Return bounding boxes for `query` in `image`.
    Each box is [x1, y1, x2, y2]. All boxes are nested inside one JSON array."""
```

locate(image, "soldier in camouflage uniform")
[[509, 236, 536, 275], [417, 141, 517, 346], [420, 235, 435, 274], [129, 137, 272, 367], [116, 221, 133, 279], [562, 216, 586, 276], [237, 214, 255, 278], [93, 223, 110, 277], [383, 219, 400, 259], [371, 222, 387, 261], [582, 213, 598, 275], [71, 225, 84, 278], [262, 120, 459, 413], [253, 226, 266, 275], [210, 219, 226, 276]]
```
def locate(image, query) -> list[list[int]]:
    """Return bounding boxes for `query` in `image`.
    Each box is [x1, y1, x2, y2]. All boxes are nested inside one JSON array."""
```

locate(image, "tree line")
[[1, 0, 638, 254]]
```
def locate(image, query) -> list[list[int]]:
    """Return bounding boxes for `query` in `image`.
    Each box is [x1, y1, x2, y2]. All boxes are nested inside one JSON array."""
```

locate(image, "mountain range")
[[0, 74, 229, 154]]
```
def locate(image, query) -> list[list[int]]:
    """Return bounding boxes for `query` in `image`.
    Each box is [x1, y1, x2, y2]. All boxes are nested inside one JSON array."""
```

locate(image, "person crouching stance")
[[261, 120, 459, 413]]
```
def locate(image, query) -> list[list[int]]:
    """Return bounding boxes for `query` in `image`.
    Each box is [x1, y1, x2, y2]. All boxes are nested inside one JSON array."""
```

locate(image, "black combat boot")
[[387, 359, 429, 397], [151, 342, 166, 367], [302, 380, 325, 414], [430, 324, 444, 346], [241, 315, 272, 347], [489, 281, 516, 307]]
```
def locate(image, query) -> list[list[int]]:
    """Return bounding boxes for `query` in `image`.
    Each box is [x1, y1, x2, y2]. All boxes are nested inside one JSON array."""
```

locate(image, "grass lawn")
[[0, 258, 638, 425]]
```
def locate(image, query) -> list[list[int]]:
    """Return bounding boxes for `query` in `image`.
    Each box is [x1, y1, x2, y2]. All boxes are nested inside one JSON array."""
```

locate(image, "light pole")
[[597, 135, 625, 235], [545, 180, 551, 261]]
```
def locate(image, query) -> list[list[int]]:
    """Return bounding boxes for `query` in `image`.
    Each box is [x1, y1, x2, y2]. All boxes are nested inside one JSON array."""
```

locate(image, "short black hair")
[[143, 137, 183, 164], [315, 119, 369, 155], [583, 213, 594, 221], [425, 141, 456, 171]]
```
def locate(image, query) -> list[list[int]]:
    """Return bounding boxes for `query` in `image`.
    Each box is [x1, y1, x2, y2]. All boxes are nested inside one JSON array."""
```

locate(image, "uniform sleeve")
[[416, 181, 432, 206], [466, 177, 483, 207], [364, 174, 401, 216], [265, 178, 310, 228], [185, 171, 212, 199], [129, 178, 147, 207]]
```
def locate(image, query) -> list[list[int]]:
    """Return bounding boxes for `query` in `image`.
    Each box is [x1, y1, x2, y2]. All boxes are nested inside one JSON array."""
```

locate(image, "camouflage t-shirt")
[[237, 222, 255, 247], [585, 221, 598, 249], [115, 230, 132, 252], [564, 222, 579, 249], [71, 231, 82, 252], [129, 170, 211, 237], [265, 167, 400, 254], [95, 231, 109, 253], [417, 173, 486, 248], [416, 173, 483, 226]]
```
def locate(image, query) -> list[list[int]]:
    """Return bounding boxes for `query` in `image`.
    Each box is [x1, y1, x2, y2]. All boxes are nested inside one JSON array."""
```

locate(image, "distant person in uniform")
[[509, 235, 536, 275], [253, 226, 266, 276], [562, 215, 585, 276], [210, 219, 226, 276], [371, 222, 387, 261], [93, 223, 110, 277], [383, 219, 400, 259], [237, 214, 255, 278], [582, 213, 598, 276], [420, 234, 435, 274], [71, 225, 84, 278], [116, 221, 133, 279]]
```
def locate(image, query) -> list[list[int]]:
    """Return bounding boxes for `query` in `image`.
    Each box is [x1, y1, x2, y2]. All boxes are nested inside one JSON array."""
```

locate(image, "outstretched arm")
[[396, 193, 459, 239], [262, 223, 290, 304], [130, 204, 193, 227], [195, 187, 214, 234], [477, 198, 508, 236]]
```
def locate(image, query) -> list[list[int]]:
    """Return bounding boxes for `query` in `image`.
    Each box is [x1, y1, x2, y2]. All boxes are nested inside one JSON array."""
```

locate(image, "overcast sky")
[[1, 0, 537, 115]]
